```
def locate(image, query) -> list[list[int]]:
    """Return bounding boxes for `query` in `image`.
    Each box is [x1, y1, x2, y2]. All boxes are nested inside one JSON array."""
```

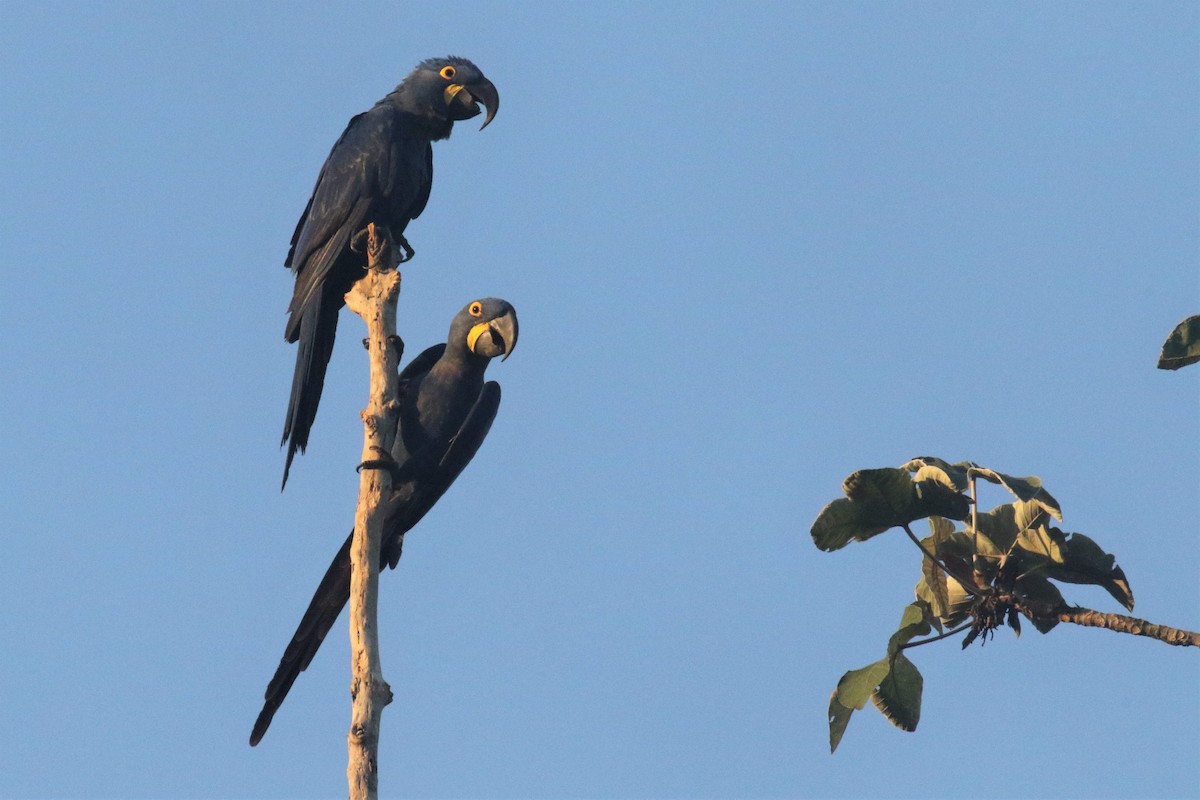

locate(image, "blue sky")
[[1, 2, 1197, 798]]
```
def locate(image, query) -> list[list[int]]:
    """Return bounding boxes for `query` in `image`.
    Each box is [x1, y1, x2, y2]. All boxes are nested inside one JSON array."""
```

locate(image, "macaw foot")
[[395, 233, 415, 264], [350, 224, 410, 264], [349, 226, 372, 254]]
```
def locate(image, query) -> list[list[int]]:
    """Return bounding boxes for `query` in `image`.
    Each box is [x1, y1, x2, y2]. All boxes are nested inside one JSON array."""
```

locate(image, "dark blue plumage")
[[280, 57, 498, 488], [251, 299, 517, 746]]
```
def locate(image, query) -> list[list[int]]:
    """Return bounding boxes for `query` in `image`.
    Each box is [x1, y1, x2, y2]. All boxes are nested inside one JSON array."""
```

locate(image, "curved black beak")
[[468, 307, 518, 361], [469, 78, 499, 130], [445, 78, 500, 130], [491, 306, 517, 359]]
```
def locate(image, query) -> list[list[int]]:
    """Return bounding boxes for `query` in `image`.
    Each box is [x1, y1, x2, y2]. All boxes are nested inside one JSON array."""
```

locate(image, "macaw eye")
[[468, 301, 483, 317], [440, 65, 457, 80]]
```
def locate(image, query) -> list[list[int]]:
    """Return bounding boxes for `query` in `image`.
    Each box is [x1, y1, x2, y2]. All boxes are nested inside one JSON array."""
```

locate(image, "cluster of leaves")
[[812, 457, 1133, 753]]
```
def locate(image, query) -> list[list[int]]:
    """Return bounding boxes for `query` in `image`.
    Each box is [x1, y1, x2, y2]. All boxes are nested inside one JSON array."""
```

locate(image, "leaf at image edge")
[[1157, 315, 1200, 370]]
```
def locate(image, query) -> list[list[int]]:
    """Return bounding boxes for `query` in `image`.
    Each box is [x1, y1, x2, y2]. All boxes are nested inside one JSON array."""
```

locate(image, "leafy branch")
[[812, 456, 1199, 753]]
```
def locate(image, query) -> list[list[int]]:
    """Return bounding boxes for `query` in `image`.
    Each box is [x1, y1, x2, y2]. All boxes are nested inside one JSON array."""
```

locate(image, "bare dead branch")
[[342, 223, 402, 800]]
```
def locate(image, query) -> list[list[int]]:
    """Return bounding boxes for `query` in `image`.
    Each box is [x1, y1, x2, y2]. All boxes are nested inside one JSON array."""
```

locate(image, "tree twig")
[[901, 523, 984, 597], [968, 472, 987, 588], [342, 223, 402, 800], [899, 622, 973, 652]]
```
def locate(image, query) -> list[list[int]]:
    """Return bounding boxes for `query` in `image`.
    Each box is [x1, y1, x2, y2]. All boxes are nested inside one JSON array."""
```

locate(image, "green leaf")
[[914, 578, 944, 634], [812, 468, 945, 550], [1013, 575, 1066, 633], [969, 468, 1063, 520], [828, 691, 854, 753], [972, 500, 1057, 563], [1157, 315, 1200, 370], [1045, 531, 1135, 611], [915, 524, 976, 628], [912, 478, 973, 522], [917, 569, 976, 629], [828, 659, 892, 752], [833, 659, 892, 711], [810, 469, 914, 551], [887, 602, 932, 655], [811, 466, 971, 552], [903, 456, 972, 491], [872, 653, 923, 732], [971, 503, 1022, 558], [1014, 519, 1065, 565], [842, 467, 913, 506], [921, 518, 954, 620], [933, 528, 976, 561], [1012, 498, 1052, 537], [929, 515, 956, 543], [811, 498, 885, 551]]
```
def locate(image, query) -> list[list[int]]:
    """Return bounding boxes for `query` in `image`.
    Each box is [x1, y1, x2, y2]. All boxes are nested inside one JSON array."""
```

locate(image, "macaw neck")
[[424, 349, 488, 402], [380, 89, 454, 141]]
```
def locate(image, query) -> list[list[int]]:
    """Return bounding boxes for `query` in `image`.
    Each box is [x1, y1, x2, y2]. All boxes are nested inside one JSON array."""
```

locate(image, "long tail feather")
[[250, 531, 353, 746], [281, 290, 340, 489]]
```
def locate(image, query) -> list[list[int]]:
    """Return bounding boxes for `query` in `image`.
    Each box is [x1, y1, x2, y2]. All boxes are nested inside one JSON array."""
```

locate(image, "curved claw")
[[396, 234, 415, 264], [356, 447, 400, 480]]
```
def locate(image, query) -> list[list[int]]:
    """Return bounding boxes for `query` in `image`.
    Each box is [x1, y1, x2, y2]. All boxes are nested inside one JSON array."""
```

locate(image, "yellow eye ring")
[[440, 65, 457, 80], [468, 301, 483, 317]]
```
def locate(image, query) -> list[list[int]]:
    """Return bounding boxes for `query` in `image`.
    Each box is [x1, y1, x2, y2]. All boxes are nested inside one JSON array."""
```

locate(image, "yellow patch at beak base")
[[444, 84, 465, 105], [467, 321, 491, 353]]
